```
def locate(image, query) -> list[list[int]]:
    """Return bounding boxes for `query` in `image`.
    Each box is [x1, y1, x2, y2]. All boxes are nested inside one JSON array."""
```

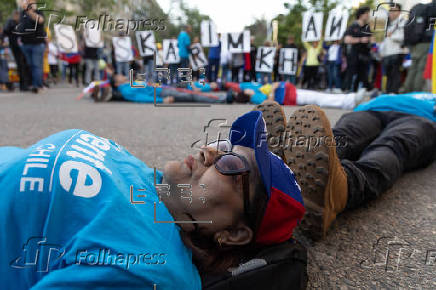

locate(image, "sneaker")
[[253, 100, 287, 162], [333, 88, 342, 94], [283, 105, 348, 240]]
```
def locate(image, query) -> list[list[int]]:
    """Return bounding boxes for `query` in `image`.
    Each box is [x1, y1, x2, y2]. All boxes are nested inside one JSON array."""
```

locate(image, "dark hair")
[[390, 3, 401, 10], [356, 6, 370, 19], [234, 92, 251, 103]]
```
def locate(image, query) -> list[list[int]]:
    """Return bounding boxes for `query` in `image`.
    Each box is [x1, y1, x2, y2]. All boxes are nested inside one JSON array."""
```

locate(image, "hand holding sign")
[[324, 10, 349, 41], [189, 43, 208, 71], [54, 24, 78, 53], [84, 20, 104, 48], [255, 47, 276, 73], [302, 11, 323, 42], [163, 39, 180, 64], [279, 48, 298, 75], [221, 31, 250, 53], [201, 20, 219, 47], [112, 37, 134, 62], [136, 31, 156, 57]]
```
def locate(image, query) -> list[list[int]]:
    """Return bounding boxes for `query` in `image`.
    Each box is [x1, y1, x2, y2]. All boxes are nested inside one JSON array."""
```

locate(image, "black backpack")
[[424, 3, 436, 42], [202, 239, 308, 290], [404, 3, 431, 46]]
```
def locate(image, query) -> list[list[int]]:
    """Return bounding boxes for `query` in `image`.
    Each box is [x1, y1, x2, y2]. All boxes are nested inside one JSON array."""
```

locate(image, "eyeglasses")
[[207, 140, 253, 227]]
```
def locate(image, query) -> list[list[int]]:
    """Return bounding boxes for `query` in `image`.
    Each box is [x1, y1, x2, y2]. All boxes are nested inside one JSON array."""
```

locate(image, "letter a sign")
[[302, 11, 323, 42]]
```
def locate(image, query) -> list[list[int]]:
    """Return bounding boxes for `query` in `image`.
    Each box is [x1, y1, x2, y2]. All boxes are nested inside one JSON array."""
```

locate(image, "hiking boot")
[[284, 105, 348, 241], [253, 100, 287, 162]]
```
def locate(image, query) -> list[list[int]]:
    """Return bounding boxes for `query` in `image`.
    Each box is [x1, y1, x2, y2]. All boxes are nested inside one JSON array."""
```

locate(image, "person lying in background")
[[90, 74, 227, 104], [226, 81, 367, 109]]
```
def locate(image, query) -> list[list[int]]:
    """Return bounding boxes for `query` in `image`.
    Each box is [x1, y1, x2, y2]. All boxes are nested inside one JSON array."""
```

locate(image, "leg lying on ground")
[[285, 106, 436, 240], [342, 113, 436, 210]]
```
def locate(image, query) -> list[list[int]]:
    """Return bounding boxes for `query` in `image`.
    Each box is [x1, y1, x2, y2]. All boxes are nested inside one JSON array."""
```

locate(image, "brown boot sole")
[[284, 105, 338, 241], [253, 100, 287, 162]]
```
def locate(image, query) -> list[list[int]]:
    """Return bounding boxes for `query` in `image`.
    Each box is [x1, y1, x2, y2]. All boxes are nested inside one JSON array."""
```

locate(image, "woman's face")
[[162, 145, 257, 242]]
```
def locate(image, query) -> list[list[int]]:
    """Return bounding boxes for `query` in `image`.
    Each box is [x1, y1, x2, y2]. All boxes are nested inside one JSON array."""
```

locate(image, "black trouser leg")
[[344, 62, 358, 92], [11, 46, 31, 90], [333, 111, 383, 161], [357, 60, 370, 90], [385, 55, 401, 94], [336, 112, 436, 210]]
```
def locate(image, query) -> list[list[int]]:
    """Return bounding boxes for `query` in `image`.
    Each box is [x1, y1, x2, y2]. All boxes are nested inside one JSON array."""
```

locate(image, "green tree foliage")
[[178, 1, 209, 38], [245, 18, 268, 46], [0, 0, 17, 24], [276, 0, 339, 47]]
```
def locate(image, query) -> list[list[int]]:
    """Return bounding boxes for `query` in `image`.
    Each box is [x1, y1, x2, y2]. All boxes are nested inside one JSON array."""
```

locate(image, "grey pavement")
[[0, 87, 435, 289]]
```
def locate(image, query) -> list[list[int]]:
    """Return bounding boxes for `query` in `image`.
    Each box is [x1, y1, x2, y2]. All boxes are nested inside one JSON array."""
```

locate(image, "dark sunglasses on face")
[[207, 140, 253, 228]]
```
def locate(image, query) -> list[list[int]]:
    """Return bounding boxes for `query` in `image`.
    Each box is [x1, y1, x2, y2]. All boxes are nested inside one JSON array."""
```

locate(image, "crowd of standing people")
[[0, 3, 435, 95]]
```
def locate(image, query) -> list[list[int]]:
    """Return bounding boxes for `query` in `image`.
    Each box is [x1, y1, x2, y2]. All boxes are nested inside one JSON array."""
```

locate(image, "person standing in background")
[[302, 39, 323, 89], [83, 43, 100, 85], [177, 25, 191, 69], [343, 6, 374, 93], [47, 39, 59, 85], [273, 43, 282, 82], [325, 40, 343, 93], [282, 36, 299, 84], [380, 3, 406, 94], [18, 0, 47, 94], [231, 52, 244, 82], [207, 33, 221, 82], [402, 2, 436, 92], [258, 40, 273, 84], [4, 10, 31, 92], [244, 36, 257, 82], [0, 26, 9, 91], [220, 48, 231, 84]]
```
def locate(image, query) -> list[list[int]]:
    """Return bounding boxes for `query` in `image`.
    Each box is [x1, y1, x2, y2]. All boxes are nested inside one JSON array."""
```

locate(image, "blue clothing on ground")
[[187, 82, 211, 92], [239, 82, 262, 91], [118, 83, 163, 103], [274, 82, 286, 105], [177, 31, 191, 59], [251, 92, 268, 104], [0, 130, 201, 289], [354, 93, 436, 122], [238, 82, 267, 104]]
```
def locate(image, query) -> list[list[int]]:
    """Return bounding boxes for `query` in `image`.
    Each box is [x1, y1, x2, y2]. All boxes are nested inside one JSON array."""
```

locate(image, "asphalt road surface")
[[1, 87, 435, 289]]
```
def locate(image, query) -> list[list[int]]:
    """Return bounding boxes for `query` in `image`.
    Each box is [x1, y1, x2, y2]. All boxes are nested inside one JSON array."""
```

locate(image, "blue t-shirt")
[[0, 130, 201, 289], [239, 82, 267, 105], [354, 93, 436, 122], [118, 83, 163, 103], [187, 82, 211, 92], [177, 31, 191, 59]]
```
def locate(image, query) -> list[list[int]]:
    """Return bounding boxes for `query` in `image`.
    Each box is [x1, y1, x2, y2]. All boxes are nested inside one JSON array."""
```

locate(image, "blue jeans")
[[258, 72, 272, 84], [327, 61, 341, 89], [143, 58, 154, 82], [207, 58, 220, 82], [116, 62, 130, 77], [221, 64, 230, 83], [21, 43, 45, 88]]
